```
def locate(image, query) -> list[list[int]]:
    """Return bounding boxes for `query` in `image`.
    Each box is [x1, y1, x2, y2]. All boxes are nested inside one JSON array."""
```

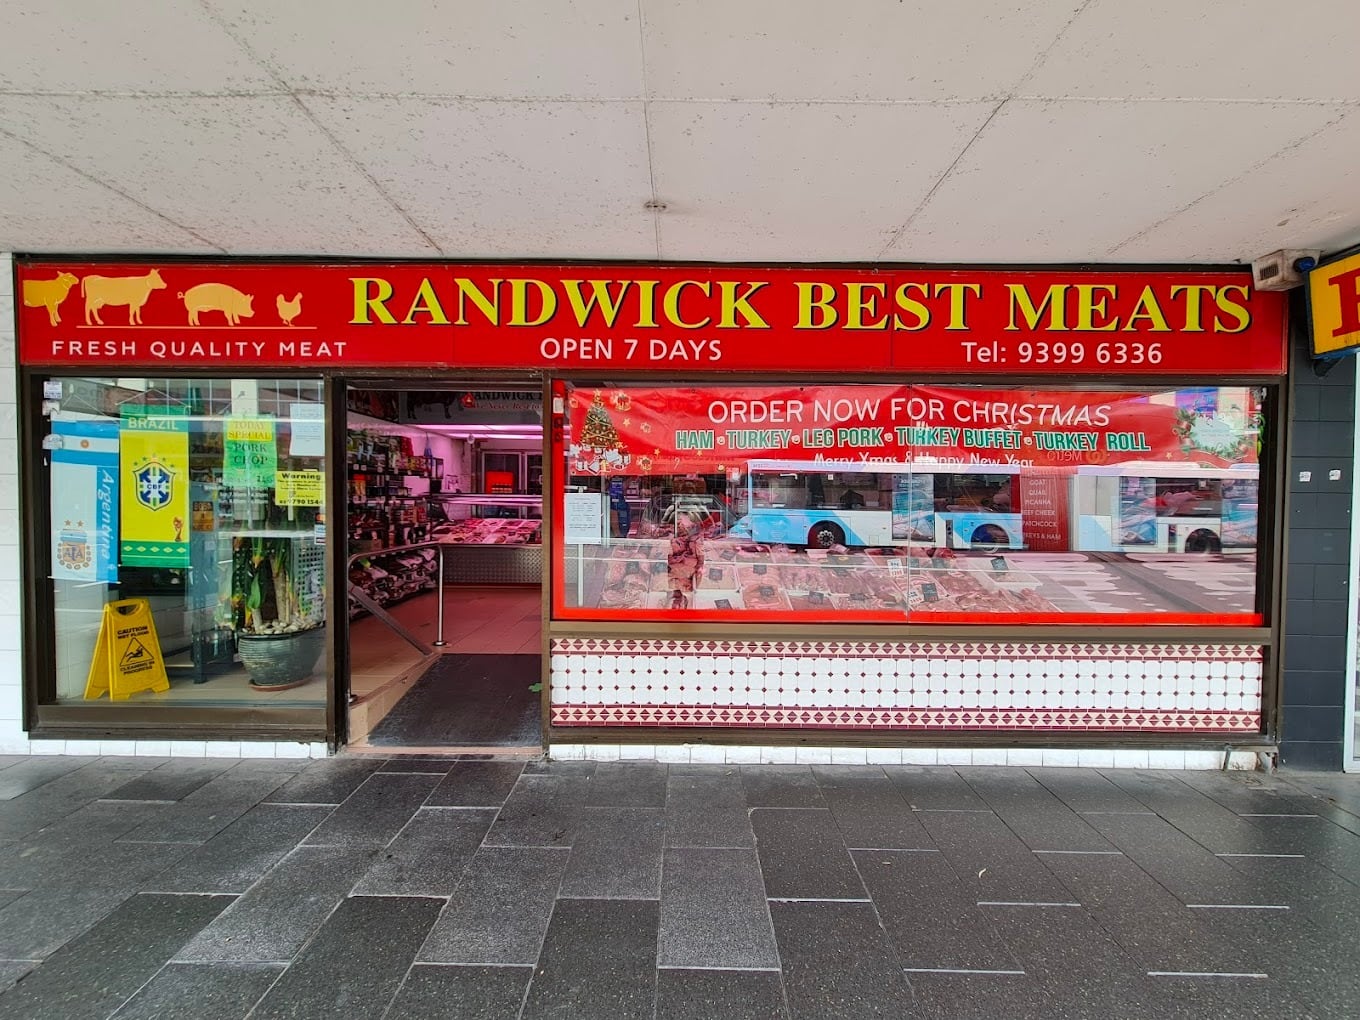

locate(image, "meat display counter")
[[429, 494, 543, 585]]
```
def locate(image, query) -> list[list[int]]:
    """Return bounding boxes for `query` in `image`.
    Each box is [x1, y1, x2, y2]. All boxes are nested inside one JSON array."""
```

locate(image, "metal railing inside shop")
[[346, 540, 448, 656]]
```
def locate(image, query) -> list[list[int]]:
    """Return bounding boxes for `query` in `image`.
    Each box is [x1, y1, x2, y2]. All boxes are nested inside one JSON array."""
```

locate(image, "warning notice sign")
[[85, 598, 170, 700]]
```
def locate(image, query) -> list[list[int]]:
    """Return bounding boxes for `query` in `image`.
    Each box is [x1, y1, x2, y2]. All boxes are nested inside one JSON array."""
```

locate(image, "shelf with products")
[[348, 545, 441, 618], [348, 500, 431, 551]]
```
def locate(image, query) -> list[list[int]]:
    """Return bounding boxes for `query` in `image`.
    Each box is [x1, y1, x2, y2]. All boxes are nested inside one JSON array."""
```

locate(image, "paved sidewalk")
[[0, 755, 1357, 1019]]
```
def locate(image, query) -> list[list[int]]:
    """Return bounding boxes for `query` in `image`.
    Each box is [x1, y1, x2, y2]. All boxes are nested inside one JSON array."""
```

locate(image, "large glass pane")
[[557, 383, 1265, 623], [45, 377, 329, 707]]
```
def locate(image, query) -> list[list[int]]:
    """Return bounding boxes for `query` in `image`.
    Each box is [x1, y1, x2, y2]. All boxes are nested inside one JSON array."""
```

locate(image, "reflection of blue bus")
[[1074, 464, 1259, 554], [740, 460, 1260, 554], [744, 460, 1024, 550]]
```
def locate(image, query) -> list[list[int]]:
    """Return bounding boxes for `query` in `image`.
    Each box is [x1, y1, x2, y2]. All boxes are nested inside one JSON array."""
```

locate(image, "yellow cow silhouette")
[[82, 269, 166, 325], [22, 272, 79, 326]]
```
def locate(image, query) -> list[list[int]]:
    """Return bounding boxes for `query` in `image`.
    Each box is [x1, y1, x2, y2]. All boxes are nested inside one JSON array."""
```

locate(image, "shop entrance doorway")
[[342, 383, 544, 752]]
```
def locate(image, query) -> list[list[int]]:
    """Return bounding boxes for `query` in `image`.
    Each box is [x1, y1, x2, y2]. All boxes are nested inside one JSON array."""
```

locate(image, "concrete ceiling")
[[2, 1, 1358, 264]]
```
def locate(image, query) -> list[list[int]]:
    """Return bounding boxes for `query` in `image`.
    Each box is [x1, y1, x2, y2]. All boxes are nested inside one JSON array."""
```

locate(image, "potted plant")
[[232, 536, 325, 691]]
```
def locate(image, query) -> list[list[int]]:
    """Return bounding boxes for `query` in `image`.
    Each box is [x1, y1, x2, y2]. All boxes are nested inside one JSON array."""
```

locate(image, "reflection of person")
[[839, 488, 865, 510], [666, 508, 705, 609]]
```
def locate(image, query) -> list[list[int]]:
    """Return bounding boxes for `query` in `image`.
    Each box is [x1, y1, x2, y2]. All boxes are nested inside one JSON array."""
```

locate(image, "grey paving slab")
[[302, 771, 441, 847], [656, 969, 789, 1020], [1082, 811, 1282, 906], [521, 760, 596, 778], [1233, 916, 1360, 1020], [752, 807, 867, 900], [0, 766, 168, 841], [981, 902, 1176, 1020], [1099, 769, 1262, 853], [107, 961, 283, 1020], [854, 849, 1019, 972], [1232, 813, 1360, 886], [424, 760, 526, 806], [665, 771, 754, 848], [560, 806, 664, 898], [0, 885, 137, 960], [1037, 852, 1279, 977], [174, 844, 376, 963], [1145, 973, 1307, 1020], [144, 803, 335, 894], [0, 757, 98, 800], [261, 756, 387, 804], [0, 959, 37, 991], [418, 846, 569, 964], [885, 765, 991, 811], [916, 811, 1074, 904], [1026, 767, 1153, 815], [587, 762, 668, 807], [770, 900, 916, 1019], [385, 964, 533, 1020], [118, 769, 296, 845], [1281, 772, 1360, 822], [659, 848, 780, 970], [521, 898, 658, 1020], [0, 811, 197, 910], [0, 893, 232, 1020], [248, 895, 442, 1020], [376, 756, 460, 774], [0, 755, 29, 770], [1176, 769, 1331, 817], [741, 766, 827, 808], [1215, 854, 1360, 935], [960, 768, 1115, 852], [352, 807, 495, 896], [813, 766, 933, 849], [100, 759, 239, 802], [907, 971, 1053, 1020], [483, 773, 587, 847], [227, 757, 312, 775], [0, 888, 24, 911]]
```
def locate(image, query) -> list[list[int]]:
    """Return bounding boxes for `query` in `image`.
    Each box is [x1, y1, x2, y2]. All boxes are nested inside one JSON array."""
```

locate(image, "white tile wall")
[[551, 640, 1266, 735]]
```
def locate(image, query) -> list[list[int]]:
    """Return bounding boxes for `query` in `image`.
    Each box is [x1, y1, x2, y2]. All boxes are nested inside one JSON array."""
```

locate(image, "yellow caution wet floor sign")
[[84, 598, 170, 700]]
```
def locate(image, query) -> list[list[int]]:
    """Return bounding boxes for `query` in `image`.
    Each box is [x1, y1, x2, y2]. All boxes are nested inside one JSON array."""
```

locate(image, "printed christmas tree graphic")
[[573, 391, 631, 474]]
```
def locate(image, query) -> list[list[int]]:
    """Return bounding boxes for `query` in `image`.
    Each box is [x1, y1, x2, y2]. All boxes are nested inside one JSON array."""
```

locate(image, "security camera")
[[1251, 249, 1321, 291]]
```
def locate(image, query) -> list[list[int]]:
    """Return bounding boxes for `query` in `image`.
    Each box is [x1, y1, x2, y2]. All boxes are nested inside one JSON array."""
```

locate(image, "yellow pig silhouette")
[[180, 283, 255, 326]]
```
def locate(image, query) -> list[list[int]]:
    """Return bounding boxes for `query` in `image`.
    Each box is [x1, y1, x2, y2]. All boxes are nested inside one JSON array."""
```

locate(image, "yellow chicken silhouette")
[[277, 292, 302, 326]]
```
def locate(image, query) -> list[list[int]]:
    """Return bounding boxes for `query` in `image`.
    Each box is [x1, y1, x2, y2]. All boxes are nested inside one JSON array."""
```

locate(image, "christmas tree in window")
[[572, 391, 631, 474]]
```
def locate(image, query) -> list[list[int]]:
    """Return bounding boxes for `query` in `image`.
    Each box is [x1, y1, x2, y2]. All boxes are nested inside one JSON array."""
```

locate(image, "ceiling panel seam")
[[636, 0, 661, 259], [1107, 103, 1360, 258], [1010, 0, 1098, 95], [874, 100, 1007, 260], [196, 0, 444, 256], [0, 123, 225, 253], [0, 89, 288, 100]]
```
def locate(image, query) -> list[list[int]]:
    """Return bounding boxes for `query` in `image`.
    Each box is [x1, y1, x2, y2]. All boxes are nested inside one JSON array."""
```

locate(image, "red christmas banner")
[[565, 384, 1262, 476]]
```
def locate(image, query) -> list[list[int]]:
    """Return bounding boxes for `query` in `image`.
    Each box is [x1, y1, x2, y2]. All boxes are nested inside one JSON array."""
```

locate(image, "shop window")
[[555, 383, 1267, 624], [41, 378, 329, 707]]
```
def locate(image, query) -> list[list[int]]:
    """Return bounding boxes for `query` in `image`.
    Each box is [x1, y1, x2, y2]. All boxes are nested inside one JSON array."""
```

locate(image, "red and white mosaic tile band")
[[549, 640, 1263, 734]]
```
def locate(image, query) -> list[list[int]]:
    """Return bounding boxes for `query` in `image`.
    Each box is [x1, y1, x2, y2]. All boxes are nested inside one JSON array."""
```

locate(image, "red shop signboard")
[[15, 260, 1287, 376]]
